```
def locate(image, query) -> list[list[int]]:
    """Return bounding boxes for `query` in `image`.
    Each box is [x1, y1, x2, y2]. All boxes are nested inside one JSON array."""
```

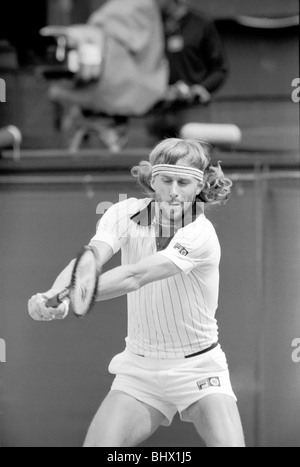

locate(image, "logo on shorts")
[[197, 377, 221, 391], [174, 243, 189, 256]]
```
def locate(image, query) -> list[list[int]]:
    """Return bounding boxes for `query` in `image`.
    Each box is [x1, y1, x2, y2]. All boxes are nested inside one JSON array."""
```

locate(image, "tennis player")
[[28, 138, 245, 447]]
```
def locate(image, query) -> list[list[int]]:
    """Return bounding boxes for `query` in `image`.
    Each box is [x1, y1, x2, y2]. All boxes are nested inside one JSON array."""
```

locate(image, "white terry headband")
[[152, 164, 204, 182]]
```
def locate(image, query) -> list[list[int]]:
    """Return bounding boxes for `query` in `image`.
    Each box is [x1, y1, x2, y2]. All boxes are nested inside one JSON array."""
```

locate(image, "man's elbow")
[[133, 272, 149, 291], [127, 267, 145, 292]]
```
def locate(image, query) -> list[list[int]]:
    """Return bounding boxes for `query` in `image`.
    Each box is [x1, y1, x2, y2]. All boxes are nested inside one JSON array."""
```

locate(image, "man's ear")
[[196, 182, 203, 196]]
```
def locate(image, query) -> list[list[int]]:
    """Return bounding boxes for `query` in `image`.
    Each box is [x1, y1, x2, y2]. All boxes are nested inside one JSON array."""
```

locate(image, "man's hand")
[[165, 81, 194, 103], [28, 290, 69, 322], [191, 85, 211, 104], [165, 81, 211, 104]]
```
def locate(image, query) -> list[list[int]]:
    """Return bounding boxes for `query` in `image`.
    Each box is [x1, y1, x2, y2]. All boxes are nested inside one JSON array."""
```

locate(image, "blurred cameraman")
[[47, 0, 168, 117], [148, 0, 228, 141], [43, 0, 168, 150]]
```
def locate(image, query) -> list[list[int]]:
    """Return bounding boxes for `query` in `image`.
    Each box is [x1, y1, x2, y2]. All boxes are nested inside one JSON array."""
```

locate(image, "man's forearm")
[[51, 260, 76, 290], [201, 69, 228, 94], [50, 261, 138, 301], [96, 265, 139, 302]]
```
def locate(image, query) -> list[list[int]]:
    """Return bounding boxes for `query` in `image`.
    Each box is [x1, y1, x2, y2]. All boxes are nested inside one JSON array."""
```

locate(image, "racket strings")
[[71, 247, 99, 317]]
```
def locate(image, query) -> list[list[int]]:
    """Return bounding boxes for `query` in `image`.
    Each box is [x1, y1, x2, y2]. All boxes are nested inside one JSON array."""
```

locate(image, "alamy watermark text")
[[291, 338, 300, 363], [0, 78, 6, 102], [292, 78, 300, 103], [0, 338, 6, 363]]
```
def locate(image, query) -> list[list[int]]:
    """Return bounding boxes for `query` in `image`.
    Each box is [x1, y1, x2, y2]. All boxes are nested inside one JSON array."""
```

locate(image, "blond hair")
[[131, 138, 232, 205]]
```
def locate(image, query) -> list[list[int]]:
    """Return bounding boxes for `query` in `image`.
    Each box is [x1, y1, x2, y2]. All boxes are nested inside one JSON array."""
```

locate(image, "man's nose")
[[169, 182, 179, 198]]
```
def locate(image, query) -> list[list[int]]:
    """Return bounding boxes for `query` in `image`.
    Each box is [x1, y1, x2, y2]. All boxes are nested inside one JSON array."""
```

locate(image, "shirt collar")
[[130, 199, 155, 227]]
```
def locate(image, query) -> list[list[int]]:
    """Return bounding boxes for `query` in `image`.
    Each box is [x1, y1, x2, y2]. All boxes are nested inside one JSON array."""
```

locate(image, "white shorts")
[[109, 345, 237, 426]]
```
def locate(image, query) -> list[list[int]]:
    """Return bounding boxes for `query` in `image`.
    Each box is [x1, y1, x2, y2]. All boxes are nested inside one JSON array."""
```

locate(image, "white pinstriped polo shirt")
[[91, 198, 221, 359]]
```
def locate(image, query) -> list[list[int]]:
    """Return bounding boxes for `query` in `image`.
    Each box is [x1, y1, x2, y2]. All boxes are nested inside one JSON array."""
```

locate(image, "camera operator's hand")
[[165, 81, 194, 103], [191, 85, 211, 104], [165, 82, 212, 105]]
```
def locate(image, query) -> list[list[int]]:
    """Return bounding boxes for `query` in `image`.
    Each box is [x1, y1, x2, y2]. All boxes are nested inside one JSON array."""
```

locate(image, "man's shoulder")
[[180, 213, 218, 243], [199, 215, 218, 237]]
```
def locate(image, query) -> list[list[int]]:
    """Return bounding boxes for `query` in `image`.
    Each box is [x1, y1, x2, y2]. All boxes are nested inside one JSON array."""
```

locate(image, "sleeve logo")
[[174, 243, 189, 256]]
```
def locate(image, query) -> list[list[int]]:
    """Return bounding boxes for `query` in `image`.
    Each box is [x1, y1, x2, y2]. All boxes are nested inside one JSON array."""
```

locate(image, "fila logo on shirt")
[[174, 243, 189, 256], [197, 377, 221, 391]]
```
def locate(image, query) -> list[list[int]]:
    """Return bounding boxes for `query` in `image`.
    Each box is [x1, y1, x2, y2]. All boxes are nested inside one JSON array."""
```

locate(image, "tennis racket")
[[46, 245, 101, 317]]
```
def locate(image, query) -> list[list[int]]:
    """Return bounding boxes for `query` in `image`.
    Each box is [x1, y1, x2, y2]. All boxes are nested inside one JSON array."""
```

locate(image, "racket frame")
[[46, 245, 101, 317], [70, 245, 101, 318]]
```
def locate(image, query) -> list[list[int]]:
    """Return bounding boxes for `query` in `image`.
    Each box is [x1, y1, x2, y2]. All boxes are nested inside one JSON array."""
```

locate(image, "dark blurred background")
[[0, 0, 299, 449], [0, 0, 298, 150]]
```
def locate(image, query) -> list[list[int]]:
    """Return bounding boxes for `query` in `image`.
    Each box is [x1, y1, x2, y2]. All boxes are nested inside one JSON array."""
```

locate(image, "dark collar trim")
[[130, 199, 155, 227]]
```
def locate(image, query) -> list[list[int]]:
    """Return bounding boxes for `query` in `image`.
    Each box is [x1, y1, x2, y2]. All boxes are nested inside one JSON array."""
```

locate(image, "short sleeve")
[[158, 218, 220, 275], [90, 200, 132, 253]]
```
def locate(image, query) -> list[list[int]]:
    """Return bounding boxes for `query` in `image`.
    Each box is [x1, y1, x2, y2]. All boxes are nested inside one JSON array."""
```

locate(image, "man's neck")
[[154, 201, 203, 235], [164, 4, 188, 33]]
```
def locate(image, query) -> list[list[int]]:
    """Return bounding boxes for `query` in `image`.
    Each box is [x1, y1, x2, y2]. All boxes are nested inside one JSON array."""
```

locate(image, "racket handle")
[[46, 288, 70, 308]]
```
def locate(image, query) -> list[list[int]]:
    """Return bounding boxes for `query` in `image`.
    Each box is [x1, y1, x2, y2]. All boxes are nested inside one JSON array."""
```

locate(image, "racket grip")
[[46, 289, 69, 308]]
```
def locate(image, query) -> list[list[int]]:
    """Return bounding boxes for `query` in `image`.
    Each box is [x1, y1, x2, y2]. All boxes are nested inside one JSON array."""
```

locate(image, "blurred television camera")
[[39, 26, 104, 84], [37, 25, 128, 152]]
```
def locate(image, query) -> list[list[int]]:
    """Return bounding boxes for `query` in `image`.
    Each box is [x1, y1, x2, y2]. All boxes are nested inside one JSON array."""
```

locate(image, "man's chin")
[[159, 203, 184, 221]]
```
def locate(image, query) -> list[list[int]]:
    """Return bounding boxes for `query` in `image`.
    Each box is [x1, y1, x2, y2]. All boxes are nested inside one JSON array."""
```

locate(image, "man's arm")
[[200, 21, 228, 94], [28, 241, 114, 321], [96, 253, 181, 302]]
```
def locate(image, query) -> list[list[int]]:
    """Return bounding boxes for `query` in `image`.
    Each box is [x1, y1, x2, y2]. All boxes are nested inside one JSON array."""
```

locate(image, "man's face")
[[152, 173, 202, 223]]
